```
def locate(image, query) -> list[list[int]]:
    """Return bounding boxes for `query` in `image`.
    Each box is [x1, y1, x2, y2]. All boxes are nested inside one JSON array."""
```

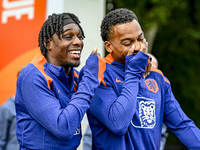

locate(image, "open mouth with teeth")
[[69, 50, 81, 58], [69, 50, 81, 54]]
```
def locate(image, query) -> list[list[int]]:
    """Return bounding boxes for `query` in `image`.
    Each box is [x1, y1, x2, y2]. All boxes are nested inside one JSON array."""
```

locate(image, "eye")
[[63, 34, 72, 40], [137, 38, 144, 42], [122, 40, 132, 46], [78, 34, 84, 40]]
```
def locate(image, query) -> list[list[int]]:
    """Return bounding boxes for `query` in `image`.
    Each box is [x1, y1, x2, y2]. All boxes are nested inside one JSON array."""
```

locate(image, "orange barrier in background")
[[0, 0, 46, 105]]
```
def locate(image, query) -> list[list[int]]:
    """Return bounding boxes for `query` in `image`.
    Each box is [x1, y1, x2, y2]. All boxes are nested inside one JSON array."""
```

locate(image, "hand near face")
[[142, 57, 152, 78], [91, 47, 101, 56], [140, 38, 148, 53], [127, 45, 136, 55], [140, 39, 151, 78], [127, 38, 152, 78], [127, 38, 148, 56]]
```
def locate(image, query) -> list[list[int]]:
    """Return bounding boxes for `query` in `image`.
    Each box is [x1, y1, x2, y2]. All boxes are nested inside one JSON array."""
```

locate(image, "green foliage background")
[[107, 0, 200, 149]]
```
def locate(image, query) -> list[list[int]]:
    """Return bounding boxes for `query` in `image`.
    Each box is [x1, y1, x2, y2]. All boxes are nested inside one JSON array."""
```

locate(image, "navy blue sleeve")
[[164, 84, 200, 149], [20, 54, 101, 140], [89, 51, 150, 135]]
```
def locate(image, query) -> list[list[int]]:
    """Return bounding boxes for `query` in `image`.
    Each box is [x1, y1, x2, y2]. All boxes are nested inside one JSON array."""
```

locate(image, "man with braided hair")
[[80, 8, 200, 149], [15, 12, 103, 149]]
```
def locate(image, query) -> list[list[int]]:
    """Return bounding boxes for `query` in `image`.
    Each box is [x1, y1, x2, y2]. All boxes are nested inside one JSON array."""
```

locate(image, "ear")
[[44, 39, 51, 51], [104, 41, 113, 53]]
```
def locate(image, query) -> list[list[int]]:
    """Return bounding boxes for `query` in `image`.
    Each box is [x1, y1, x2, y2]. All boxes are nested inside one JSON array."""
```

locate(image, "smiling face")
[[105, 20, 144, 64], [46, 23, 84, 73]]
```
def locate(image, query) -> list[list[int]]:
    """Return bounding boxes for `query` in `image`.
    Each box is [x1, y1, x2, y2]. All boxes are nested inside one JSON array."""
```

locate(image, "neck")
[[64, 67, 71, 76]]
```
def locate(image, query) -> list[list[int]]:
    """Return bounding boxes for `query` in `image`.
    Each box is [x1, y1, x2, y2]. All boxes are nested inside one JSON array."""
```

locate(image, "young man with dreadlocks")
[[15, 12, 103, 149], [80, 8, 200, 149]]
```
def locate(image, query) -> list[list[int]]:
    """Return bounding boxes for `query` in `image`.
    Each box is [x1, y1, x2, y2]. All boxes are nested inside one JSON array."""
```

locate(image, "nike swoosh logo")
[[116, 78, 124, 83]]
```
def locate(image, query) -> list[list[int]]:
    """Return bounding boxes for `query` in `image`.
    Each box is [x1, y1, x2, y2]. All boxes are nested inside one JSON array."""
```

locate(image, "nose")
[[134, 41, 141, 50], [73, 36, 82, 46]]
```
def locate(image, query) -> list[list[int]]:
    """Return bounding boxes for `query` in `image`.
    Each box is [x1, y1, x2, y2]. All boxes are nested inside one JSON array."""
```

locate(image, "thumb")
[[127, 45, 135, 55], [91, 47, 98, 55]]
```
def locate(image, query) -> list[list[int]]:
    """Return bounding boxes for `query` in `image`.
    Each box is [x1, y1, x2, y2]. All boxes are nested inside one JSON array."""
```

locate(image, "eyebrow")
[[62, 29, 72, 33], [138, 32, 144, 37], [62, 28, 82, 35], [121, 32, 144, 42]]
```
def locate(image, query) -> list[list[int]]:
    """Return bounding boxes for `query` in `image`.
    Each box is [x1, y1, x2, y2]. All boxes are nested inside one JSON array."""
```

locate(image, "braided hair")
[[38, 12, 85, 57], [101, 8, 138, 42]]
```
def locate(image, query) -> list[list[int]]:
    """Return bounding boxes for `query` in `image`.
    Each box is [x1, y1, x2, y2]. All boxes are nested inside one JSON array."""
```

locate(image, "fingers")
[[127, 45, 135, 55], [142, 58, 152, 78], [140, 39, 148, 53], [142, 72, 147, 79], [91, 47, 98, 55], [147, 59, 152, 75], [91, 47, 101, 56]]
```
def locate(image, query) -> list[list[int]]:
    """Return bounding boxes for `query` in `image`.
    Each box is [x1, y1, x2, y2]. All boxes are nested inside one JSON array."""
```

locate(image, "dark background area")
[[105, 0, 200, 149]]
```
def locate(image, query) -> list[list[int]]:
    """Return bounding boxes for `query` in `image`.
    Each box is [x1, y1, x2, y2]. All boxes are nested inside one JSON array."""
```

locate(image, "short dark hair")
[[101, 8, 138, 41], [38, 12, 85, 57]]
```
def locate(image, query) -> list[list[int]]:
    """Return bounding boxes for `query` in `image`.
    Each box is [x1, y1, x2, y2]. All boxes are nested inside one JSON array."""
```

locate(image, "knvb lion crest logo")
[[131, 97, 156, 129], [145, 79, 159, 93], [139, 100, 155, 128]]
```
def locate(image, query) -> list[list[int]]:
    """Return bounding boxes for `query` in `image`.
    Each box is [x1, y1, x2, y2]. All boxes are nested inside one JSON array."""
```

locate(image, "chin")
[[68, 61, 80, 68], [73, 64, 80, 67]]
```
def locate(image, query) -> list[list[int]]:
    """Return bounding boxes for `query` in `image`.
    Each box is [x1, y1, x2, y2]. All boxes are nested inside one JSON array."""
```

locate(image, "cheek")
[[120, 47, 131, 60], [64, 42, 72, 50], [81, 41, 84, 49], [121, 46, 130, 55]]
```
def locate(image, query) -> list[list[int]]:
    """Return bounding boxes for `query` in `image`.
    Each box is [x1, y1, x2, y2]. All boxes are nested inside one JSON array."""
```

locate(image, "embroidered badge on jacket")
[[145, 79, 159, 93]]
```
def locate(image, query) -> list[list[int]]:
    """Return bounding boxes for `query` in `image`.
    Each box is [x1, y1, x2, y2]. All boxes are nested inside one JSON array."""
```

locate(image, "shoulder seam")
[[31, 53, 52, 89], [150, 67, 170, 84]]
